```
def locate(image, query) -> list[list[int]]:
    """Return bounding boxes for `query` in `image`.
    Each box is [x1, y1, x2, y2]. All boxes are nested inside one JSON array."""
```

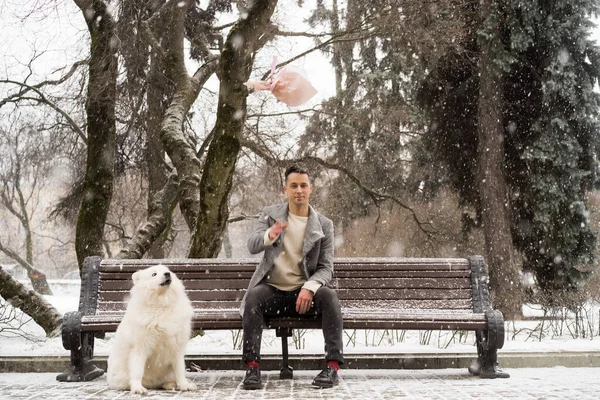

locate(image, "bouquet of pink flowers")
[[244, 57, 317, 107]]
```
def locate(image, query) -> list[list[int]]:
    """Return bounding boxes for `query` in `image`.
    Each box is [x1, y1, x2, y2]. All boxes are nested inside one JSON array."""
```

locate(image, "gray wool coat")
[[240, 202, 335, 316]]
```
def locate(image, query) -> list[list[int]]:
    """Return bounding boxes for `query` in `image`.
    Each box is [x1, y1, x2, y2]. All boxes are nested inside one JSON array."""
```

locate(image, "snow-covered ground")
[[1, 280, 600, 358]]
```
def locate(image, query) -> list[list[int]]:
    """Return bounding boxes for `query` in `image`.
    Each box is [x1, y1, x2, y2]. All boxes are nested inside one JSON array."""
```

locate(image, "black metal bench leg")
[[57, 311, 104, 382], [469, 310, 509, 379], [57, 258, 104, 382], [276, 327, 294, 379], [57, 332, 104, 382]]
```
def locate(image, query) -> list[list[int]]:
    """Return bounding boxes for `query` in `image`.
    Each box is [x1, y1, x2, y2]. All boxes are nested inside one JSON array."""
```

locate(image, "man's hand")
[[268, 219, 288, 240], [296, 288, 314, 314]]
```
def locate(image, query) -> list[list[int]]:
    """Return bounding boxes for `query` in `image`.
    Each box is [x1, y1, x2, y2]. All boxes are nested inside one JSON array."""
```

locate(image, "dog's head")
[[131, 264, 179, 295]]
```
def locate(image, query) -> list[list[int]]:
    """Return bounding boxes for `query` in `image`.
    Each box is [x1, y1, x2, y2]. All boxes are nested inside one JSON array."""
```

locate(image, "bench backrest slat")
[[335, 277, 469, 289], [335, 271, 469, 278], [99, 258, 469, 270], [99, 287, 470, 301], [99, 276, 470, 292], [100, 279, 251, 291]]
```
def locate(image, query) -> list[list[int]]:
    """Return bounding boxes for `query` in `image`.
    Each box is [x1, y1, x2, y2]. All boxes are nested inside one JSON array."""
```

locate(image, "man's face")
[[284, 172, 312, 207]]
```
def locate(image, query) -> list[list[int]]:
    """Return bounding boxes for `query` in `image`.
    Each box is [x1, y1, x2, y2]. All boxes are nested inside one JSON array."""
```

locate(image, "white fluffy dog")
[[107, 265, 197, 394]]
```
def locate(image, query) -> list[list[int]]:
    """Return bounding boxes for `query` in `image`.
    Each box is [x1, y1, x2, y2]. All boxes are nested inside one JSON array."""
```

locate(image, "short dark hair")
[[284, 165, 310, 182]]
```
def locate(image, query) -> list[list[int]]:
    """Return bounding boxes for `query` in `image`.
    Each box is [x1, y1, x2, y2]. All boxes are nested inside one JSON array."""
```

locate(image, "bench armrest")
[[61, 311, 82, 351]]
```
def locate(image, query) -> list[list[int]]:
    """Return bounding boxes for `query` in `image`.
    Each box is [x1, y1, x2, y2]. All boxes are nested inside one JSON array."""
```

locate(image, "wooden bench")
[[56, 255, 506, 382]]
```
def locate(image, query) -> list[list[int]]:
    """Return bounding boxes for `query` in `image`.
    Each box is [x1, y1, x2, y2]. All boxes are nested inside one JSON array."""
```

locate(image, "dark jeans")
[[242, 283, 344, 365]]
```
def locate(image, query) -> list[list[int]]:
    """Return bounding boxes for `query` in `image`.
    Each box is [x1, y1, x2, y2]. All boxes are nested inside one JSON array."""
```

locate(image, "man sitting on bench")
[[241, 164, 344, 390]]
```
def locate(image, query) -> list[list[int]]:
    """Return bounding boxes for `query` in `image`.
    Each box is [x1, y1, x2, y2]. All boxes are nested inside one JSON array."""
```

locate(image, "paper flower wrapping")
[[244, 63, 317, 107]]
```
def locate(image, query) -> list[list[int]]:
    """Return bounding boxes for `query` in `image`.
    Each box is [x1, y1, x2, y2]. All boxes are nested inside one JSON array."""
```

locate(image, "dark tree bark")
[[119, 0, 172, 258], [145, 5, 177, 258], [122, 1, 277, 259], [116, 174, 179, 259], [155, 1, 219, 232], [0, 266, 62, 337], [476, 0, 522, 319], [73, 0, 118, 268], [188, 0, 278, 258]]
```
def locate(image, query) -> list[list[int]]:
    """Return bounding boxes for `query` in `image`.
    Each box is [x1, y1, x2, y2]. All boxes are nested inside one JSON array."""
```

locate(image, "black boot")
[[468, 359, 510, 379], [243, 365, 262, 390], [312, 366, 339, 388]]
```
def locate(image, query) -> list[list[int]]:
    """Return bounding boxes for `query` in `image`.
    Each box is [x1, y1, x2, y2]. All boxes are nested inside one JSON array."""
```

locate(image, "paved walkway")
[[1, 367, 599, 399]]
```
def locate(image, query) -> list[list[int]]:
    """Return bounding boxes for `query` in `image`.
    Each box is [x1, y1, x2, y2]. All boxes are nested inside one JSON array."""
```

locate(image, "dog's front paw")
[[162, 381, 177, 390], [130, 382, 148, 395], [177, 380, 197, 391]]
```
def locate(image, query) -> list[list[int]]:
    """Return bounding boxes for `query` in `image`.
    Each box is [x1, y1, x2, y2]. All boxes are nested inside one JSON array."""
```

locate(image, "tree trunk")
[[116, 174, 179, 259], [74, 0, 118, 268], [0, 242, 52, 295], [145, 5, 177, 258], [333, 0, 359, 229], [157, 1, 218, 232], [329, 0, 343, 95], [0, 266, 62, 337], [477, 0, 522, 319], [188, 0, 278, 258], [222, 227, 233, 258], [21, 210, 52, 294]]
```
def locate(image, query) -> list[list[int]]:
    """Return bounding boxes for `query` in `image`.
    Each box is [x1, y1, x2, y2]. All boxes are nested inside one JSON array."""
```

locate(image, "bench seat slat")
[[81, 309, 486, 332], [285, 320, 487, 330], [89, 309, 482, 319], [81, 319, 487, 332]]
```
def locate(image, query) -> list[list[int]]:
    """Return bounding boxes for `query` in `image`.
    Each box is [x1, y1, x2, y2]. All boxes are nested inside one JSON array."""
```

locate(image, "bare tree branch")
[[139, 19, 168, 60], [228, 213, 259, 223], [0, 58, 87, 105], [273, 28, 337, 38], [240, 138, 437, 236], [0, 80, 87, 143], [246, 107, 319, 118], [260, 13, 381, 80], [0, 298, 41, 341]]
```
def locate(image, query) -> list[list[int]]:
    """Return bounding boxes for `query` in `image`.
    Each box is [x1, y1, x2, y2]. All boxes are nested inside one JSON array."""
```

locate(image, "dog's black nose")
[[164, 272, 171, 278]]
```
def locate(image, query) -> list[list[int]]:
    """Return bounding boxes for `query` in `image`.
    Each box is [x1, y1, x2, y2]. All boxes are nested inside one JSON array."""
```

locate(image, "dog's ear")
[[132, 270, 141, 283]]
